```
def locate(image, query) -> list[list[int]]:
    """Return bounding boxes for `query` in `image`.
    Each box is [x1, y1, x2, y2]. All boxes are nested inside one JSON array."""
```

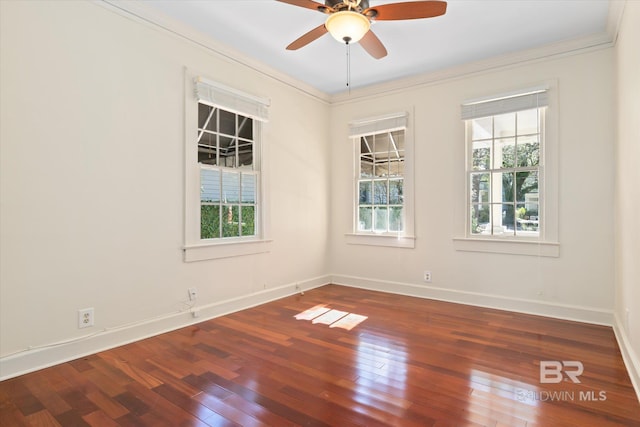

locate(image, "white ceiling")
[[139, 0, 613, 95]]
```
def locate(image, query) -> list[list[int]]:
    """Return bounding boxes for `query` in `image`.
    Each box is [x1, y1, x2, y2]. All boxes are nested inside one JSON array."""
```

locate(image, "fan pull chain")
[[346, 41, 351, 94]]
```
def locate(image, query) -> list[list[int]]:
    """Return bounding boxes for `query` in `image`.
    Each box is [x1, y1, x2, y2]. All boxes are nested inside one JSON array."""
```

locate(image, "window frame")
[[183, 71, 271, 262], [454, 84, 559, 257], [346, 111, 415, 249]]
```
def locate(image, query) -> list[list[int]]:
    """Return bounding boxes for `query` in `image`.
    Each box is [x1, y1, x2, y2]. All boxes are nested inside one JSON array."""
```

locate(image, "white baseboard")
[[0, 275, 330, 381], [331, 274, 614, 326], [612, 312, 640, 403]]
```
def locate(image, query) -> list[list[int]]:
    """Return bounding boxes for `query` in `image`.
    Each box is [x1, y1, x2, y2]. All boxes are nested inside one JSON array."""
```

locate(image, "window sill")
[[345, 233, 416, 249], [183, 239, 273, 262], [452, 237, 559, 257]]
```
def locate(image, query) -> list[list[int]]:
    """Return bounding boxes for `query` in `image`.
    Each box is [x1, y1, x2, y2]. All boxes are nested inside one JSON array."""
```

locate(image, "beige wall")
[[615, 0, 640, 390], [329, 48, 616, 319], [0, 0, 330, 372]]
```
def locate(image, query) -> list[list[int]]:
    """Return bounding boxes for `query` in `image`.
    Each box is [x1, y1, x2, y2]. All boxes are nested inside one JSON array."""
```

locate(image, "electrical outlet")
[[423, 271, 432, 283], [78, 308, 94, 329], [188, 288, 197, 301]]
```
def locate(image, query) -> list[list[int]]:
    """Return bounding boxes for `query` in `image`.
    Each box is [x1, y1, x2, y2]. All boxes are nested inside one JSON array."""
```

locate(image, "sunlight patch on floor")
[[294, 304, 368, 331]]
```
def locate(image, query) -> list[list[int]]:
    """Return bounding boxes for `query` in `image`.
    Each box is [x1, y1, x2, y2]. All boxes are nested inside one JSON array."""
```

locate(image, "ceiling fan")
[[277, 0, 447, 59]]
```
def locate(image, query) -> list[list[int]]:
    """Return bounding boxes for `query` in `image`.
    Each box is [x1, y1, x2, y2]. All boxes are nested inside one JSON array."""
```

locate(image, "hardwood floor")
[[1, 284, 639, 426]]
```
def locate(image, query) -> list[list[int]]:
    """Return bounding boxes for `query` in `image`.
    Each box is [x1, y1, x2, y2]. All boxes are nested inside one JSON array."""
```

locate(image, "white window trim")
[[183, 69, 272, 262], [346, 110, 416, 249], [453, 82, 559, 257]]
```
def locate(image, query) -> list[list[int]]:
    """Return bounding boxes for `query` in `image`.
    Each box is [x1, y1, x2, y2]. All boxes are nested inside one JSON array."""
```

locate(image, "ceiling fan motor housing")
[[325, 0, 370, 13]]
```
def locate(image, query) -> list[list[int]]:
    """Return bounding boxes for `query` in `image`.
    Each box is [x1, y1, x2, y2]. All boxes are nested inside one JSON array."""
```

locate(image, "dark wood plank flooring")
[[1, 284, 639, 426]]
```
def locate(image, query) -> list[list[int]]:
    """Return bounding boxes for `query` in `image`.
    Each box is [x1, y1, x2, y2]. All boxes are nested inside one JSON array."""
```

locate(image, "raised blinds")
[[461, 89, 548, 120], [349, 112, 407, 138], [195, 78, 269, 122]]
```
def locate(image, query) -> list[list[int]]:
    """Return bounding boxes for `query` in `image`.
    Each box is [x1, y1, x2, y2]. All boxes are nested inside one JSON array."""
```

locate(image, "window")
[[184, 74, 270, 262], [347, 112, 415, 248], [455, 86, 559, 257], [467, 106, 543, 238], [198, 105, 258, 239], [357, 130, 405, 233]]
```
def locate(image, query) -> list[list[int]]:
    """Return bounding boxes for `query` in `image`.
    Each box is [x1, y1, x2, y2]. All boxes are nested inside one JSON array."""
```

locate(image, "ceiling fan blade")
[[365, 1, 447, 21], [286, 24, 328, 50], [360, 30, 387, 59], [276, 0, 330, 13]]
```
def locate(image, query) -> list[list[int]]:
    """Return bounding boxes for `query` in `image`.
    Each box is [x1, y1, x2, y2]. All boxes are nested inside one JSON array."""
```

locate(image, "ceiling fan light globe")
[[325, 11, 370, 44]]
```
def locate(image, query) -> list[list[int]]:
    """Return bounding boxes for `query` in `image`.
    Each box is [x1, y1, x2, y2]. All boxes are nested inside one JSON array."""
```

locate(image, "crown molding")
[[95, 0, 331, 104], [95, 0, 622, 107], [329, 31, 614, 104], [606, 0, 627, 44]]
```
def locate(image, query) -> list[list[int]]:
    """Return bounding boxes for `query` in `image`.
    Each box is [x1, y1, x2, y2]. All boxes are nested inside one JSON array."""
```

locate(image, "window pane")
[[494, 112, 516, 138], [517, 108, 538, 135], [222, 171, 240, 203], [470, 204, 490, 235], [241, 173, 256, 203], [360, 136, 372, 156], [471, 117, 492, 140], [389, 179, 403, 204], [472, 140, 490, 170], [375, 159, 389, 177], [517, 135, 539, 167], [494, 203, 515, 235], [198, 142, 217, 165], [374, 181, 388, 204], [222, 205, 239, 238], [390, 130, 404, 151], [219, 135, 236, 167], [198, 104, 217, 132], [374, 133, 390, 154], [389, 158, 404, 177], [516, 171, 538, 203], [237, 115, 253, 140], [359, 181, 372, 205], [470, 172, 490, 204], [374, 207, 388, 232], [219, 109, 235, 136], [495, 138, 515, 169], [389, 207, 403, 231], [493, 171, 514, 202], [201, 169, 220, 203], [241, 205, 255, 236], [201, 205, 220, 239], [198, 131, 215, 148], [516, 203, 539, 236], [360, 160, 373, 178], [358, 207, 372, 231], [238, 140, 253, 168]]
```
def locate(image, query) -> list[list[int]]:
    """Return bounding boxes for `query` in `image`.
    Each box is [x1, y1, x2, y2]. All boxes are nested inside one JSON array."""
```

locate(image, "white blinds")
[[461, 90, 548, 120], [349, 112, 408, 138], [195, 77, 269, 122]]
